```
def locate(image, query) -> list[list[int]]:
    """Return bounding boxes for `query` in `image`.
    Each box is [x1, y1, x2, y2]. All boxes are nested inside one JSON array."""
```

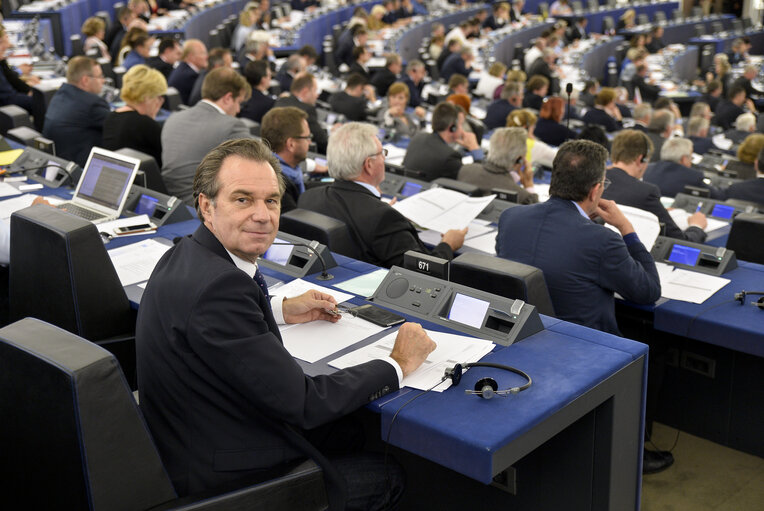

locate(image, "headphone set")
[[639, 133, 650, 164], [443, 362, 532, 399], [734, 290, 764, 309], [449, 123, 457, 133]]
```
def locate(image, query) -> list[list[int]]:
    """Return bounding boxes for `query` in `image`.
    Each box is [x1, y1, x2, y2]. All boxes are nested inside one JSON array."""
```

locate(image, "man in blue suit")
[[496, 139, 661, 336], [644, 137, 725, 199], [168, 39, 208, 104], [440, 47, 473, 83], [42, 57, 110, 166], [724, 146, 764, 204]]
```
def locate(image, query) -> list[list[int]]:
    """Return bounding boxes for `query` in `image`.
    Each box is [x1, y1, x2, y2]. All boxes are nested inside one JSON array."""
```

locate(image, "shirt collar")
[[225, 249, 258, 278], [571, 201, 590, 219], [201, 99, 227, 115], [187, 61, 200, 73], [353, 180, 381, 197]]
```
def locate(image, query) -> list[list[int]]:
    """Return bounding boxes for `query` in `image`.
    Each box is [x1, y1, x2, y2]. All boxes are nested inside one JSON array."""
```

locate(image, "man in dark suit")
[[401, 60, 426, 107], [644, 108, 675, 162], [603, 130, 708, 242], [565, 17, 588, 44], [724, 112, 756, 145], [370, 54, 401, 97], [42, 57, 110, 166], [188, 47, 232, 106], [105, 7, 134, 61], [240, 60, 275, 123], [496, 138, 661, 334], [336, 26, 368, 67], [274, 72, 328, 154], [440, 47, 473, 83], [644, 137, 725, 198], [436, 39, 460, 72], [646, 25, 665, 53], [146, 38, 181, 79], [138, 137, 435, 506], [168, 39, 208, 105], [723, 146, 764, 204], [274, 55, 302, 94], [484, 81, 523, 130], [527, 49, 560, 94], [329, 73, 370, 122], [631, 103, 652, 133], [403, 102, 483, 181], [701, 80, 723, 113], [632, 64, 661, 105], [509, 0, 525, 22], [687, 117, 716, 155], [733, 65, 764, 97], [714, 85, 752, 131], [299, 123, 466, 267], [347, 45, 371, 80]]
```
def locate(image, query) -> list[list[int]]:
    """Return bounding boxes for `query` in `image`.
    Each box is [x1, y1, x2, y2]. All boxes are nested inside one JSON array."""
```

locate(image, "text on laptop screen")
[[77, 153, 136, 209]]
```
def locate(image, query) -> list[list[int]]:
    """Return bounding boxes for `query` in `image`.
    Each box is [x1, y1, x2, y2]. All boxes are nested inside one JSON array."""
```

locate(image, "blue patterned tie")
[[253, 268, 269, 298]]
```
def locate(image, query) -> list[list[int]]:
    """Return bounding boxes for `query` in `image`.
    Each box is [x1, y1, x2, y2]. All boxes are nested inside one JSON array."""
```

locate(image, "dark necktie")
[[253, 268, 269, 298]]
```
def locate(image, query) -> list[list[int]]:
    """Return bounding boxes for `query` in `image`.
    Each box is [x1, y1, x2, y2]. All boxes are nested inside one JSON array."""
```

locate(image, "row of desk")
[[557, 1, 680, 36]]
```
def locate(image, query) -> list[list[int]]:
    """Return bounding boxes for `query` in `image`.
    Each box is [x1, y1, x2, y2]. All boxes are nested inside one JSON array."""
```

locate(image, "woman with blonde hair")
[[475, 61, 506, 99], [506, 109, 557, 168], [367, 5, 389, 31], [81, 17, 110, 61], [102, 65, 167, 165]]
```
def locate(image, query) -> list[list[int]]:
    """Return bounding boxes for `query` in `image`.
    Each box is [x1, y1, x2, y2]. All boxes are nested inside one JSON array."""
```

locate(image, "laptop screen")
[[76, 150, 137, 209]]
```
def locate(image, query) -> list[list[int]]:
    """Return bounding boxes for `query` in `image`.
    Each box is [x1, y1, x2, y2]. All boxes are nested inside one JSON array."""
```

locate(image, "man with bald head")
[[168, 39, 208, 104]]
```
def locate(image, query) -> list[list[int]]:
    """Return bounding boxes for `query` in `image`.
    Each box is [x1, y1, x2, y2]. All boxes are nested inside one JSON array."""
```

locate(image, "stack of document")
[[393, 188, 495, 232], [669, 208, 728, 234], [107, 238, 172, 287], [655, 262, 730, 304], [605, 205, 661, 250], [330, 329, 495, 392]]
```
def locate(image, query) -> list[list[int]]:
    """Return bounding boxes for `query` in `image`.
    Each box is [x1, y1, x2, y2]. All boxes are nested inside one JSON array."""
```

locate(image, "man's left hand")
[[282, 290, 340, 324]]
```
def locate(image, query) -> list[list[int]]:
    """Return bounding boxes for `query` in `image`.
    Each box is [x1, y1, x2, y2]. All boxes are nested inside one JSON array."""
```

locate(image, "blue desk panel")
[[557, 2, 679, 36], [689, 28, 764, 54], [620, 15, 735, 45]]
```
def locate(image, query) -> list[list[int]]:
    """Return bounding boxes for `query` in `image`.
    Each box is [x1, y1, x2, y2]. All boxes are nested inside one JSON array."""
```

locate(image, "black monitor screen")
[[668, 244, 701, 266], [711, 204, 734, 220]]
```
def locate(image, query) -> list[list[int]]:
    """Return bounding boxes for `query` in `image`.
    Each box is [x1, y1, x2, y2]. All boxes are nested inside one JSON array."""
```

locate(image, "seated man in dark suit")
[[723, 146, 764, 204], [631, 103, 652, 133], [299, 122, 467, 267], [42, 56, 110, 166], [604, 130, 708, 242], [239, 60, 275, 123], [714, 85, 754, 131], [701, 80, 723, 113], [105, 6, 134, 60], [440, 47, 473, 83], [370, 53, 401, 97], [644, 108, 675, 162], [632, 64, 661, 105], [646, 25, 665, 53], [731, 64, 764, 98], [644, 137, 725, 198], [725, 112, 757, 145], [484, 81, 523, 130], [687, 116, 716, 155], [336, 25, 368, 68], [168, 39, 208, 105], [188, 47, 232, 106], [138, 136, 436, 505], [274, 72, 328, 154], [348, 45, 372, 80], [401, 60, 426, 107], [275, 54, 304, 94], [403, 102, 483, 181], [526, 49, 559, 95], [328, 73, 372, 122], [146, 38, 181, 79]]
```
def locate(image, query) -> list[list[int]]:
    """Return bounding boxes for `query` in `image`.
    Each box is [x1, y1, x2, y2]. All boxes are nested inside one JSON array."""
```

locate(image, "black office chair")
[[654, 11, 666, 22], [431, 177, 480, 196], [0, 104, 33, 135], [449, 253, 556, 317], [70, 34, 84, 57], [637, 13, 649, 25], [0, 317, 329, 511], [601, 16, 615, 33], [115, 148, 167, 194], [239, 116, 261, 137], [711, 21, 724, 33], [164, 86, 183, 111], [694, 24, 705, 37], [9, 206, 137, 385], [726, 213, 764, 264], [208, 28, 223, 49], [279, 208, 362, 260], [5, 126, 42, 146]]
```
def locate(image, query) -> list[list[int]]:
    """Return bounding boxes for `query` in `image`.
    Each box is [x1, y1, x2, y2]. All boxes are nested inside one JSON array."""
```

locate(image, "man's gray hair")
[[500, 81, 522, 100], [660, 137, 693, 163], [406, 59, 425, 73], [633, 103, 652, 122], [648, 109, 675, 133], [486, 128, 527, 169], [736, 112, 757, 132], [687, 116, 709, 137], [327, 122, 380, 180]]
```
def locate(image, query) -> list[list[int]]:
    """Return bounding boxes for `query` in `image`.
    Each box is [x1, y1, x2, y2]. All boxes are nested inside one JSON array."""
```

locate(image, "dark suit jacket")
[[484, 99, 516, 130], [275, 65, 294, 93], [713, 99, 744, 130], [347, 62, 370, 81], [496, 196, 661, 335], [701, 93, 720, 113], [690, 135, 715, 155], [646, 38, 665, 53], [482, 14, 506, 30], [137, 224, 397, 496], [403, 132, 462, 181], [274, 94, 328, 154], [522, 92, 544, 111], [102, 110, 163, 166], [581, 107, 621, 132], [42, 83, 110, 166], [436, 48, 452, 71], [723, 177, 764, 204], [298, 180, 454, 267], [328, 90, 367, 121], [146, 56, 175, 80], [239, 89, 275, 123], [187, 70, 206, 106], [168, 62, 200, 105], [731, 76, 764, 97], [401, 75, 423, 107], [644, 160, 724, 199], [526, 59, 558, 94], [370, 67, 397, 97], [646, 131, 666, 163], [0, 60, 32, 112], [632, 74, 661, 104], [335, 35, 356, 67], [603, 166, 707, 242], [533, 118, 576, 147], [440, 53, 469, 82]]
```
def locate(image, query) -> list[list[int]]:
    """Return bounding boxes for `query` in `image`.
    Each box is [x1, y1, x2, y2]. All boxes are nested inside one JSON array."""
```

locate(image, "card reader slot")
[[485, 314, 514, 334], [697, 255, 720, 268]]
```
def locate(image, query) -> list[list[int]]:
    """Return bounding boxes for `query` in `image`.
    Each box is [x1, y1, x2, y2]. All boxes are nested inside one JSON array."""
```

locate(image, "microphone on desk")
[[565, 82, 573, 131], [1, 162, 79, 187], [270, 241, 334, 280]]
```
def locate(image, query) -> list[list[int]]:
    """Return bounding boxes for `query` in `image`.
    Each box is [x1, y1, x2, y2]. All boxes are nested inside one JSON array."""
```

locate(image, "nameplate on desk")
[[650, 236, 737, 276], [367, 266, 544, 346], [403, 250, 450, 280]]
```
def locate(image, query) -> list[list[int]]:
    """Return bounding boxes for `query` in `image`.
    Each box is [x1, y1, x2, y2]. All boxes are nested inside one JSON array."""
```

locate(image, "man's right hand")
[[441, 227, 468, 251], [687, 211, 708, 230], [457, 131, 480, 151], [595, 199, 634, 236], [390, 322, 437, 378]]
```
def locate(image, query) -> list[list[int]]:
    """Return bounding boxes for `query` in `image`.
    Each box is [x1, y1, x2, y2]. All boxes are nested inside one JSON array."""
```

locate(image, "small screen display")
[[447, 293, 490, 329], [711, 204, 734, 219], [400, 182, 422, 197], [667, 245, 701, 266], [134, 194, 159, 216], [263, 238, 292, 266]]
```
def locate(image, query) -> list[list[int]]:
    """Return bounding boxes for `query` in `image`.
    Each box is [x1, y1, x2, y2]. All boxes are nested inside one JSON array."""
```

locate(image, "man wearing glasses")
[[42, 57, 110, 166], [496, 139, 661, 336], [299, 122, 467, 268]]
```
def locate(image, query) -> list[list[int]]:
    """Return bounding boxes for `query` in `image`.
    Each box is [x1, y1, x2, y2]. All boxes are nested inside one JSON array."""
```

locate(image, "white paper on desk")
[[0, 193, 40, 220], [0, 182, 22, 198], [605, 205, 660, 250], [668, 208, 728, 234], [712, 134, 733, 151], [393, 188, 495, 232], [280, 315, 387, 363], [330, 329, 495, 391], [655, 262, 730, 304], [107, 238, 171, 286], [268, 278, 354, 305], [463, 231, 497, 255]]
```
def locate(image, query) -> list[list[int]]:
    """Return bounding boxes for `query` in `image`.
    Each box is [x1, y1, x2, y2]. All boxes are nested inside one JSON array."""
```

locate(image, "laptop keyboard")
[[57, 203, 107, 222]]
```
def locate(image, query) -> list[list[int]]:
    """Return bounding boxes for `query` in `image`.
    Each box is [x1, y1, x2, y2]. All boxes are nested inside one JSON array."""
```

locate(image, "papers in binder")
[[392, 188, 495, 232]]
